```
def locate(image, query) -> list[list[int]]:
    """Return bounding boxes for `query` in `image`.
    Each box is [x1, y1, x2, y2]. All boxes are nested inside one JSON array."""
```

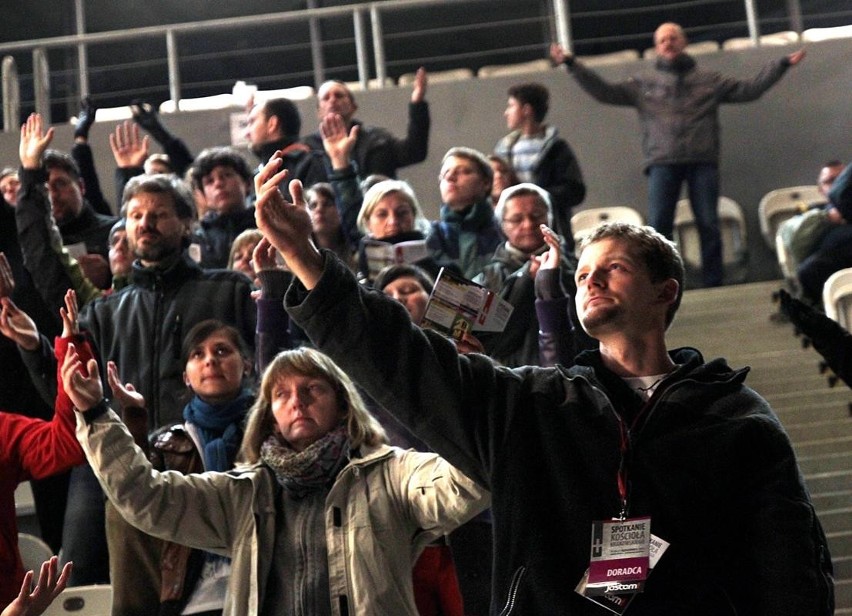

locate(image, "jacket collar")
[[130, 251, 202, 290]]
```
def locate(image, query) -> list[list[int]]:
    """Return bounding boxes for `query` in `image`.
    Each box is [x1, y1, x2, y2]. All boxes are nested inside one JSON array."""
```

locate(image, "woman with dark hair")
[[64, 344, 488, 616], [305, 182, 356, 270], [103, 318, 255, 616]]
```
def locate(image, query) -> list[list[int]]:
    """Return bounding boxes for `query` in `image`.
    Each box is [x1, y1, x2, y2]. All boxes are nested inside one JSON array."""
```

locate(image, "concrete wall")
[[1, 37, 849, 284]]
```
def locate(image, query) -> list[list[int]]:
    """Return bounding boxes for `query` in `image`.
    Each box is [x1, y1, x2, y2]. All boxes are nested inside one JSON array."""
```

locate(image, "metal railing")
[[0, 0, 844, 130]]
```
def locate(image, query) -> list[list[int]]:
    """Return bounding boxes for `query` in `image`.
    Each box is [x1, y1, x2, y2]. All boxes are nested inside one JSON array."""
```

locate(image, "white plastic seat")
[[477, 59, 552, 78], [578, 49, 640, 67], [722, 30, 800, 50], [757, 185, 822, 250], [673, 196, 748, 284], [42, 585, 113, 616], [17, 533, 53, 575], [570, 206, 644, 254], [343, 77, 395, 91], [802, 25, 852, 42], [15, 480, 36, 517], [159, 93, 240, 113], [823, 268, 852, 330], [398, 68, 473, 86]]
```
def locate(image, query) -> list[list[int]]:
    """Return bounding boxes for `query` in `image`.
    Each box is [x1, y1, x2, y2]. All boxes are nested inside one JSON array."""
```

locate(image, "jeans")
[[648, 163, 723, 287], [60, 464, 110, 585]]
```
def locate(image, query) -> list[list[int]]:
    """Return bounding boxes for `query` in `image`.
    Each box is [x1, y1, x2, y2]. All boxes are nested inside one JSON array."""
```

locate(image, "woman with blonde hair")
[[65, 344, 488, 616]]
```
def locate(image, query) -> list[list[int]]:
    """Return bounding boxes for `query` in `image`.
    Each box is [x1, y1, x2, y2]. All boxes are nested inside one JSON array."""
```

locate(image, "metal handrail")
[[0, 0, 837, 131]]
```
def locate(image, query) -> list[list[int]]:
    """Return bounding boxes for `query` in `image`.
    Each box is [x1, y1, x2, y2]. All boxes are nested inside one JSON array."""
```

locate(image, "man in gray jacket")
[[551, 23, 805, 287]]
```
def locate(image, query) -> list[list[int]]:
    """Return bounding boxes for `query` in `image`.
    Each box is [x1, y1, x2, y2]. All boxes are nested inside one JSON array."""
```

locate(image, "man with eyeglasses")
[[475, 183, 594, 366]]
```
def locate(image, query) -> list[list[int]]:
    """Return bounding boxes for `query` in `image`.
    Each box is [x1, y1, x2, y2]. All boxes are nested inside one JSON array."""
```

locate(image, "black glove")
[[74, 96, 97, 140], [130, 99, 168, 141]]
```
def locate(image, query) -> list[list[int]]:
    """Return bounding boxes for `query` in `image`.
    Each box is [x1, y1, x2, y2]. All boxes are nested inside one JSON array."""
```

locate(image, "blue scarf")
[[183, 388, 254, 472]]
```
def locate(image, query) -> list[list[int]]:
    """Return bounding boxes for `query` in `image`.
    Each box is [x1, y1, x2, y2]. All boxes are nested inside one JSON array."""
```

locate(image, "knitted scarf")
[[183, 388, 254, 472], [260, 424, 350, 500]]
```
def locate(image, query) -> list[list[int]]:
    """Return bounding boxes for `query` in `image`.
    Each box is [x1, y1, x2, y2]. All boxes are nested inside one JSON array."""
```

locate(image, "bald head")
[[654, 22, 688, 62]]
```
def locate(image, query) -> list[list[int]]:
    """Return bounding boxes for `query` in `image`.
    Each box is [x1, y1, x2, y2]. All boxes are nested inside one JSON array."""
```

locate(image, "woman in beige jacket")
[[63, 345, 489, 616]]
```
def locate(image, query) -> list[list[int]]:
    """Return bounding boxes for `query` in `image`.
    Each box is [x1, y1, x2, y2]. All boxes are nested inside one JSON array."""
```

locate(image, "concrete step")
[[799, 451, 852, 475], [804, 470, 852, 495], [835, 555, 852, 579], [811, 490, 852, 511], [838, 579, 852, 611], [818, 508, 852, 534]]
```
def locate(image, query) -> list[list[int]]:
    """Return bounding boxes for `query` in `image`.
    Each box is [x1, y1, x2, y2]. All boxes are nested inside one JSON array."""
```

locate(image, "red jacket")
[[0, 336, 89, 605]]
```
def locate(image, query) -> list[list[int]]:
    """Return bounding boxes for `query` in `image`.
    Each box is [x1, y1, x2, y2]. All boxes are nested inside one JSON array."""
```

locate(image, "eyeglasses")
[[502, 214, 548, 227]]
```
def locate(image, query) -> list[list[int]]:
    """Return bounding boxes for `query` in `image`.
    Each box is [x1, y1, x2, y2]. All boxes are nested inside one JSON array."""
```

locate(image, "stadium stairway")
[[666, 279, 852, 612]]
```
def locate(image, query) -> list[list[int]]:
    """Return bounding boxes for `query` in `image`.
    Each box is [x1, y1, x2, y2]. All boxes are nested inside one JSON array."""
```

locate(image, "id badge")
[[587, 517, 650, 588], [576, 525, 670, 615]]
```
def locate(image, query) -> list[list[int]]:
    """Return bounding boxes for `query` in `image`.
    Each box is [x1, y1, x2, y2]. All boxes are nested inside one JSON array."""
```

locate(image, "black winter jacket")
[[287, 253, 834, 616]]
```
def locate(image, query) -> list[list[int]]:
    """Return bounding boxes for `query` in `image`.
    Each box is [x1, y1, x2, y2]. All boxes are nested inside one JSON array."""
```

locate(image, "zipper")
[[498, 565, 527, 616]]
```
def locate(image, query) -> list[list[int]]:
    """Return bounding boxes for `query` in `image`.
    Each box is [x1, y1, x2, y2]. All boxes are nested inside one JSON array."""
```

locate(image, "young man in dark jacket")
[[494, 82, 586, 244], [253, 157, 834, 615]]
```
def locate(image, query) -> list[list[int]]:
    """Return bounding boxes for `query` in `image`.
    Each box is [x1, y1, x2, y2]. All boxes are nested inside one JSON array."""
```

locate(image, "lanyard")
[[614, 396, 657, 520]]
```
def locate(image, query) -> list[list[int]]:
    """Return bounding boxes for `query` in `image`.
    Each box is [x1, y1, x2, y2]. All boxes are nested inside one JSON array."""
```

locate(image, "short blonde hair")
[[239, 348, 387, 463], [357, 179, 430, 236], [227, 229, 263, 271]]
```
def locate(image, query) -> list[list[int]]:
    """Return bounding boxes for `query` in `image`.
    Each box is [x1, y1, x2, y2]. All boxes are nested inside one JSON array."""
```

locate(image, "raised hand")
[[0, 297, 40, 351], [61, 343, 103, 411], [536, 225, 563, 272], [107, 361, 145, 410], [19, 113, 54, 170], [1, 556, 72, 616], [251, 236, 285, 273], [411, 67, 428, 103], [254, 158, 323, 289], [0, 252, 14, 299], [109, 120, 149, 169], [549, 43, 572, 66], [787, 48, 806, 66], [320, 113, 359, 170], [59, 289, 79, 338], [74, 96, 98, 141]]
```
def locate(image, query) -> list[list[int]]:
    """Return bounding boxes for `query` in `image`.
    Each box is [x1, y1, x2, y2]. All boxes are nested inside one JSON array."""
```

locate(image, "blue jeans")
[[648, 163, 723, 287], [59, 464, 110, 585]]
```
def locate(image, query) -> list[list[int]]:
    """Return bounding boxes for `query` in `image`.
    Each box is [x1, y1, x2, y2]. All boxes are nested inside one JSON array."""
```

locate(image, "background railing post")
[[75, 0, 89, 98], [552, 0, 573, 53], [307, 0, 326, 87], [32, 48, 50, 124], [1, 56, 19, 132], [353, 9, 369, 90], [370, 5, 387, 89], [786, 0, 804, 36], [166, 29, 181, 109], [744, 0, 761, 45]]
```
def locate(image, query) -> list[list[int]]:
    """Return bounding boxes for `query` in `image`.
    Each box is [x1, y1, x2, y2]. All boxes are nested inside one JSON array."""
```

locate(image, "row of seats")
[[570, 197, 749, 286], [90, 23, 852, 121]]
